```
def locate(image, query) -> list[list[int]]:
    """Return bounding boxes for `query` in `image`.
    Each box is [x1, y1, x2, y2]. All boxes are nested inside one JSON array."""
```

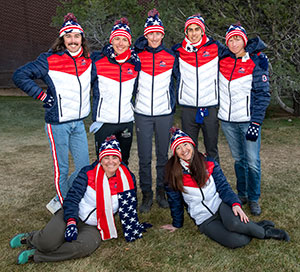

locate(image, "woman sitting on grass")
[[161, 127, 289, 248], [10, 136, 151, 264]]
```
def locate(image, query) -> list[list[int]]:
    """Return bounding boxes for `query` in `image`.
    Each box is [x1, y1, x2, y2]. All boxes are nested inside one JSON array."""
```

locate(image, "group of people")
[[10, 9, 289, 265]]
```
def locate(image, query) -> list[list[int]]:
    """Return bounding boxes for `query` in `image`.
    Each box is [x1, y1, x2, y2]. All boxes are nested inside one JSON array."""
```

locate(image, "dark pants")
[[181, 106, 219, 162], [135, 114, 174, 193], [198, 202, 265, 248], [27, 210, 101, 262], [94, 122, 133, 165]]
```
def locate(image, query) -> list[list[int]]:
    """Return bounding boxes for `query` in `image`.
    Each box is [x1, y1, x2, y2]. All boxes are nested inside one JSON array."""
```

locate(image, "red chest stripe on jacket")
[[182, 161, 215, 188], [95, 57, 138, 82], [139, 50, 175, 76], [178, 44, 218, 68], [220, 57, 255, 81], [48, 54, 91, 76]]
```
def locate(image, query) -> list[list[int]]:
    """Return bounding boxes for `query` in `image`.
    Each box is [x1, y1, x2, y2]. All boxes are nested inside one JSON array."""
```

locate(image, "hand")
[[246, 122, 260, 141], [232, 205, 249, 223], [160, 224, 178, 233], [42, 93, 54, 108], [195, 107, 208, 124], [64, 221, 78, 242]]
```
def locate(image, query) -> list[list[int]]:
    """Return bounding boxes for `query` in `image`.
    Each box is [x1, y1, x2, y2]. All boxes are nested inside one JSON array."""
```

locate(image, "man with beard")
[[13, 13, 92, 214]]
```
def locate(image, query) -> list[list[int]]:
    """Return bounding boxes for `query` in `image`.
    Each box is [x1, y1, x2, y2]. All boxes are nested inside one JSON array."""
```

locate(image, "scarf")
[[95, 163, 151, 241], [182, 34, 208, 53]]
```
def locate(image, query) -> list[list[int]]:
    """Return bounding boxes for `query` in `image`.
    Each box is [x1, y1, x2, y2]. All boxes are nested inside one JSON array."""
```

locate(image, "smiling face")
[[186, 24, 203, 43], [175, 142, 194, 162], [227, 35, 246, 58], [63, 32, 82, 53], [111, 36, 130, 55], [146, 32, 164, 48], [101, 155, 121, 178]]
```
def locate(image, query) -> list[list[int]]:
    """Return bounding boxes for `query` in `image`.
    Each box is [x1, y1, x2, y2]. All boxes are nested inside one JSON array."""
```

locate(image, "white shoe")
[[46, 197, 62, 214]]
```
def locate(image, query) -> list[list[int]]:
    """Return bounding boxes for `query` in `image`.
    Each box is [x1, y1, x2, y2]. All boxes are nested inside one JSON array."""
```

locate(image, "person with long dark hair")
[[161, 128, 289, 248], [13, 13, 92, 214]]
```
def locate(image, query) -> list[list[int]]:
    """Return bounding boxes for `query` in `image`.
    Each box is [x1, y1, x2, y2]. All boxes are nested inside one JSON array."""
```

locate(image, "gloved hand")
[[64, 219, 78, 242], [195, 107, 208, 124], [246, 122, 260, 141], [42, 93, 55, 108]]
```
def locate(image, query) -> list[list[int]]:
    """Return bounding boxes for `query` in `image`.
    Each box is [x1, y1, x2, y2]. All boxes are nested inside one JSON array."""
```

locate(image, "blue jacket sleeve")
[[250, 53, 270, 124], [165, 185, 185, 228], [63, 162, 98, 222], [12, 53, 49, 99], [208, 158, 241, 207]]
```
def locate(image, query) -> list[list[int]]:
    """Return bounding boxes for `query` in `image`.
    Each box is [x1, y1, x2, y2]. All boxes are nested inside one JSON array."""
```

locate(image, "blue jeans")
[[45, 121, 89, 203], [221, 121, 261, 202]]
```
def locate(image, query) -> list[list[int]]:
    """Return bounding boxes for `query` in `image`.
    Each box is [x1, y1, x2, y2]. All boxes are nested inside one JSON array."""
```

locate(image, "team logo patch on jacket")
[[159, 61, 166, 67], [238, 67, 245, 73], [262, 74, 268, 82], [81, 59, 87, 66], [127, 68, 133, 75], [202, 51, 210, 57]]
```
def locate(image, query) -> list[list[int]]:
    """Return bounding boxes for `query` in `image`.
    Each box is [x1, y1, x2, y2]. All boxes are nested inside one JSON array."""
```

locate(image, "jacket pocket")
[[246, 95, 249, 116], [98, 97, 103, 118], [179, 80, 184, 100], [58, 94, 63, 117], [166, 90, 170, 110]]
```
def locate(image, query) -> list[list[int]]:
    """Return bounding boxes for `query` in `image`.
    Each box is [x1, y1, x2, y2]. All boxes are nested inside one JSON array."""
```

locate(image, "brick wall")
[[0, 0, 61, 88]]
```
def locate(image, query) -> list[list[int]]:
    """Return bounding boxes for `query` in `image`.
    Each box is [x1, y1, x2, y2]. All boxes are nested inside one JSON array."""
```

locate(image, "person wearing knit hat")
[[218, 23, 270, 216], [91, 17, 141, 166], [133, 8, 176, 213], [9, 136, 152, 264], [172, 14, 225, 165], [13, 13, 92, 215], [161, 127, 289, 248]]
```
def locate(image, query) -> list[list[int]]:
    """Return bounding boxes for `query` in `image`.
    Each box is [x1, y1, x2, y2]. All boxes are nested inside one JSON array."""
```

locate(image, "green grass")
[[0, 97, 299, 271]]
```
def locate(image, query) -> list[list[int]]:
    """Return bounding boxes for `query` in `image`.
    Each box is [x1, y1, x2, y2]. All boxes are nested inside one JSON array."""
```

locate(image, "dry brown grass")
[[1, 97, 299, 271]]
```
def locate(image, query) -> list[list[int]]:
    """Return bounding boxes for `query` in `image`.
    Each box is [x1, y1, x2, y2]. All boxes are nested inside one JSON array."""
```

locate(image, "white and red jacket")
[[173, 38, 224, 108], [13, 50, 92, 124], [133, 37, 176, 116], [165, 157, 241, 228], [218, 37, 270, 124], [91, 45, 140, 124]]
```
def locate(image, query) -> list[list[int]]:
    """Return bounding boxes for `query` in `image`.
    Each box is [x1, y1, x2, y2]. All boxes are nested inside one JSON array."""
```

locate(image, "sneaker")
[[17, 249, 35, 264], [249, 201, 262, 216], [46, 197, 62, 214], [139, 191, 153, 213], [256, 220, 275, 229], [10, 233, 30, 248]]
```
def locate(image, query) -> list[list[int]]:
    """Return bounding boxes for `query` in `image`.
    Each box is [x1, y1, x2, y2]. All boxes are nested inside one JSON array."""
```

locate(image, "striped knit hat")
[[99, 135, 122, 162], [59, 13, 84, 37], [144, 8, 165, 36], [109, 17, 132, 45], [170, 127, 195, 155], [225, 23, 248, 47], [184, 14, 205, 35]]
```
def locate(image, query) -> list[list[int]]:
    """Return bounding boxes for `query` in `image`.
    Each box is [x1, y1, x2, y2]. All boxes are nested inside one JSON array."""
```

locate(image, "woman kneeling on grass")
[[161, 127, 289, 248], [10, 136, 151, 264]]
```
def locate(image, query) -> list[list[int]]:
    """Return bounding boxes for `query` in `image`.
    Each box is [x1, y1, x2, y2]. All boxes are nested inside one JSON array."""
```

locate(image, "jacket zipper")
[[118, 65, 122, 123], [72, 57, 82, 119], [195, 52, 199, 107], [151, 52, 155, 116], [246, 95, 249, 116], [199, 188, 214, 216], [166, 90, 170, 110]]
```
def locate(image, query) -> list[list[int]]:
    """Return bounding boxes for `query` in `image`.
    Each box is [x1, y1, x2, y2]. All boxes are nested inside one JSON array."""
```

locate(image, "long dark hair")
[[51, 35, 90, 58], [165, 148, 207, 192]]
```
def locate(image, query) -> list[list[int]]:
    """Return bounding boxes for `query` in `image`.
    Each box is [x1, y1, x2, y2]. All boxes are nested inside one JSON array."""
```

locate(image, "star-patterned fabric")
[[99, 135, 122, 162], [170, 127, 196, 155], [95, 163, 151, 242]]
